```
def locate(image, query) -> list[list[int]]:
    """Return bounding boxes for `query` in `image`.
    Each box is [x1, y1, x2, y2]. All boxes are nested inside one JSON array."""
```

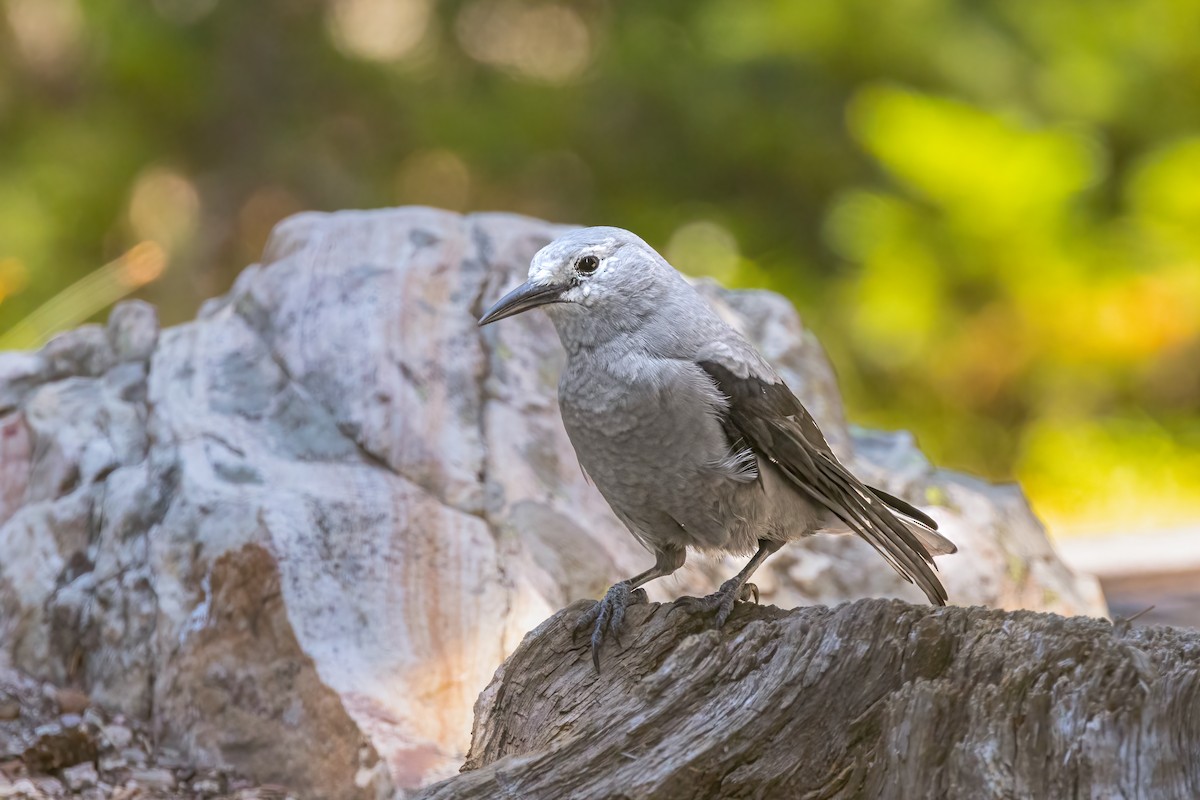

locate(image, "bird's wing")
[[696, 348, 948, 606]]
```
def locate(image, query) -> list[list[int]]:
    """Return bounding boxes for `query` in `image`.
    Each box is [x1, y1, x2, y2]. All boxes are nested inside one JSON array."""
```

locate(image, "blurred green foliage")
[[2, 0, 1199, 535]]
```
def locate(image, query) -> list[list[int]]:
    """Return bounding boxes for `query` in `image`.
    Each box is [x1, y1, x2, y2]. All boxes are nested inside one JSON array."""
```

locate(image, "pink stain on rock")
[[0, 412, 31, 528]]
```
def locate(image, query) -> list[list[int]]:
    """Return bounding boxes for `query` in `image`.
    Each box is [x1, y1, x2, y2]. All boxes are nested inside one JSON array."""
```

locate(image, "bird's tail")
[[904, 520, 957, 556], [868, 485, 956, 555]]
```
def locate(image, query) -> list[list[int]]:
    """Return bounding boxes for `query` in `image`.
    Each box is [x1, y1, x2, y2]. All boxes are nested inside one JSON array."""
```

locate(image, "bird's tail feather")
[[868, 486, 940, 530], [904, 521, 957, 556], [814, 457, 949, 605], [868, 485, 956, 555], [772, 433, 950, 605]]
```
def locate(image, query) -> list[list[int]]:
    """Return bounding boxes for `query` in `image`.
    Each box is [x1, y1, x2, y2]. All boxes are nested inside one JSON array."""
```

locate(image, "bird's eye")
[[576, 255, 600, 275]]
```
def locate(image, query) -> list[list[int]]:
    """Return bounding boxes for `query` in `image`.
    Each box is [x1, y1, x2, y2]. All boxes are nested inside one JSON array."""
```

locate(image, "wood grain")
[[419, 598, 1200, 800]]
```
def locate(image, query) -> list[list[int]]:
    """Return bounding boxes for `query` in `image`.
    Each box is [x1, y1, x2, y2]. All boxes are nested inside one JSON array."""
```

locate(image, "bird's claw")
[[574, 582, 647, 671], [671, 577, 759, 628], [744, 582, 760, 604]]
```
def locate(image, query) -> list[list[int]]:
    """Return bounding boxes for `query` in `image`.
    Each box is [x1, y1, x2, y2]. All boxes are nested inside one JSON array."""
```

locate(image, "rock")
[[0, 412, 30, 530], [31, 776, 64, 796], [127, 768, 175, 790], [417, 599, 1200, 800], [105, 302, 159, 364], [154, 544, 378, 798], [99, 725, 131, 752], [21, 723, 95, 773], [54, 690, 89, 717], [38, 327, 114, 381], [5, 778, 41, 797], [190, 779, 221, 795], [0, 665, 292, 799], [0, 209, 1106, 797], [61, 763, 98, 791], [0, 352, 49, 415], [97, 756, 126, 773]]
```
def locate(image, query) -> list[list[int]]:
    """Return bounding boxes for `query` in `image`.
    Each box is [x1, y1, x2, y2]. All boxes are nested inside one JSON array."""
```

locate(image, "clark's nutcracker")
[[480, 227, 956, 668]]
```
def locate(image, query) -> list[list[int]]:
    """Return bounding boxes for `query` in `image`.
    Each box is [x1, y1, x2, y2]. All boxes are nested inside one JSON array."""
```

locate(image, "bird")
[[478, 226, 956, 669]]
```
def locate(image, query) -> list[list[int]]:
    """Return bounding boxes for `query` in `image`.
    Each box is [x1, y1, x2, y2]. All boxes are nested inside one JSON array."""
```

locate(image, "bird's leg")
[[575, 545, 685, 671], [674, 539, 782, 627]]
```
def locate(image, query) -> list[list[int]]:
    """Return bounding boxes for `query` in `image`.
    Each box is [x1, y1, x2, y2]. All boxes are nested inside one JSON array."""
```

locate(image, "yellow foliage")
[[1020, 415, 1200, 536]]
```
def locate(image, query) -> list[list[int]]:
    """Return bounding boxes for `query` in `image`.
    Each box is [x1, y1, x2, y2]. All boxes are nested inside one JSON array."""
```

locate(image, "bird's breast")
[[558, 355, 747, 540], [559, 356, 717, 455]]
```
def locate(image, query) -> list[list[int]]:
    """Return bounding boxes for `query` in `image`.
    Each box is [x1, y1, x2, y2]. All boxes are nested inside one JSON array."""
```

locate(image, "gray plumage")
[[479, 226, 955, 668]]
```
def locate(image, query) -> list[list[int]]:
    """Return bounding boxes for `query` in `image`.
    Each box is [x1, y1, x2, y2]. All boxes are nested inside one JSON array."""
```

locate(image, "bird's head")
[[478, 227, 677, 340]]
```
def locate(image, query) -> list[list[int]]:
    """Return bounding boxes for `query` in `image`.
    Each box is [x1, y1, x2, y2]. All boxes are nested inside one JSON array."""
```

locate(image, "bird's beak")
[[477, 280, 566, 326]]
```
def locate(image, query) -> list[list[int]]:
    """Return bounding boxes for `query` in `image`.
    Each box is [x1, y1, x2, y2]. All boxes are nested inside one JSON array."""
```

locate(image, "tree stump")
[[418, 598, 1200, 800]]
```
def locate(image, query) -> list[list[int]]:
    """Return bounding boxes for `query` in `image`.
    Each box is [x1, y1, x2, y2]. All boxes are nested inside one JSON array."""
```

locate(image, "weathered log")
[[418, 598, 1200, 800]]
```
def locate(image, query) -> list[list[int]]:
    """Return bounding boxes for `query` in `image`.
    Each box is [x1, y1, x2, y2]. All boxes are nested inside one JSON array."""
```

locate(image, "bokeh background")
[[2, 0, 1199, 541]]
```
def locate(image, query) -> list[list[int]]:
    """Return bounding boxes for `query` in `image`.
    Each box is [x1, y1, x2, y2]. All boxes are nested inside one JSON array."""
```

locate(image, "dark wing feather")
[[698, 359, 948, 606]]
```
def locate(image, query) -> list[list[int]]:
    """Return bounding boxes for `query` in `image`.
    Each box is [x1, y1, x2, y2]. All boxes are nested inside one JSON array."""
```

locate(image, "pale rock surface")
[[0, 208, 1105, 797]]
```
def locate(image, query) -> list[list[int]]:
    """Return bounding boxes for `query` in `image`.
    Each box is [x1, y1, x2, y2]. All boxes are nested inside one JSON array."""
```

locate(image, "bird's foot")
[[671, 578, 759, 628], [573, 582, 648, 671]]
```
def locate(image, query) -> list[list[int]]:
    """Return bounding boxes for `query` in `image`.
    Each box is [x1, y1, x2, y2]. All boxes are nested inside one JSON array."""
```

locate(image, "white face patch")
[[527, 261, 557, 285], [526, 232, 619, 299], [579, 283, 596, 306], [526, 242, 563, 284], [561, 283, 598, 307]]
